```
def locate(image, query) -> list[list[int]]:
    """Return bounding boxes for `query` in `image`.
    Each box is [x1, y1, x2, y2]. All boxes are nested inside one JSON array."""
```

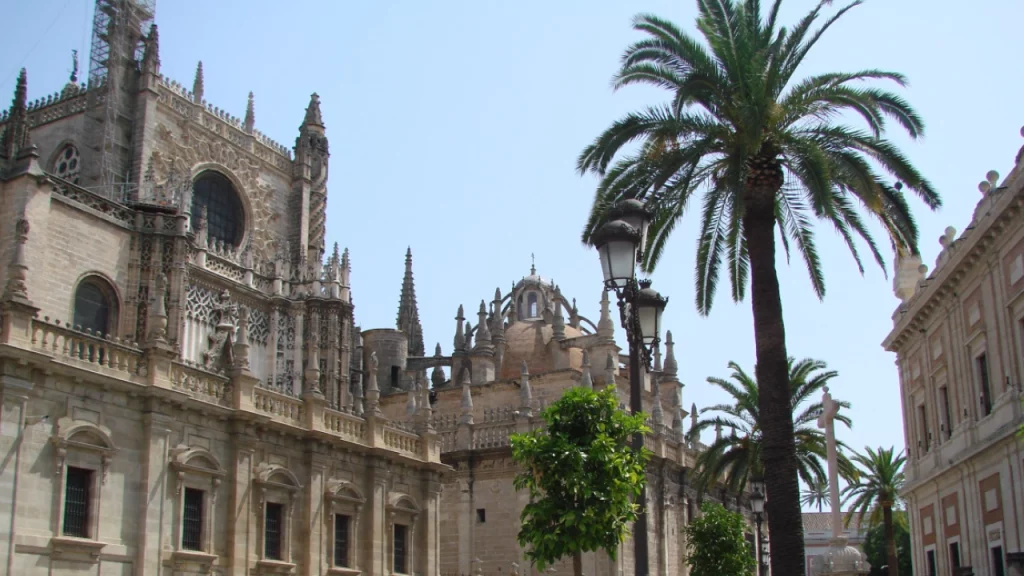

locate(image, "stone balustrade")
[[0, 311, 440, 464]]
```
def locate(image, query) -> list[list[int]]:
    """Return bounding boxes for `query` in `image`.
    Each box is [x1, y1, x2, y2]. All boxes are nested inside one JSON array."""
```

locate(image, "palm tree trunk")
[[573, 550, 583, 576], [743, 181, 803, 576], [883, 505, 898, 576]]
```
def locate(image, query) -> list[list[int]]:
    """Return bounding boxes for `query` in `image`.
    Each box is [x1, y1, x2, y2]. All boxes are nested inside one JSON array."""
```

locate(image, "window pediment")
[[170, 445, 226, 478], [386, 492, 420, 516], [325, 479, 365, 505], [53, 418, 116, 455], [254, 463, 302, 493]]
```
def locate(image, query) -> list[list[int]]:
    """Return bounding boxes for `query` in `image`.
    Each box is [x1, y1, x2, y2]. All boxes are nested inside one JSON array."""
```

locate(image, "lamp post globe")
[[636, 280, 668, 346], [607, 199, 653, 258], [591, 219, 640, 289], [750, 479, 766, 514]]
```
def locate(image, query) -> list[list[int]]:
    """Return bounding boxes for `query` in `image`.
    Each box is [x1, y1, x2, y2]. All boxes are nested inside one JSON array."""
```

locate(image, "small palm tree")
[[686, 357, 855, 497], [843, 447, 906, 576], [801, 478, 829, 512], [578, 3, 939, 573]]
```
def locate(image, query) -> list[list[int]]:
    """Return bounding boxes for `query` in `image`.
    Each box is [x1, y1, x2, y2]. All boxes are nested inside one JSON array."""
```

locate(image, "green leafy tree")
[[862, 510, 912, 576], [686, 357, 857, 496], [802, 477, 830, 512], [578, 2, 940, 572], [686, 502, 757, 576], [510, 386, 651, 576], [843, 447, 906, 576]]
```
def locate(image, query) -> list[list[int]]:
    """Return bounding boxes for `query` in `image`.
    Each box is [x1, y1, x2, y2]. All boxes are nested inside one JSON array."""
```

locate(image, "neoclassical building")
[[0, 1, 445, 575], [883, 131, 1024, 576]]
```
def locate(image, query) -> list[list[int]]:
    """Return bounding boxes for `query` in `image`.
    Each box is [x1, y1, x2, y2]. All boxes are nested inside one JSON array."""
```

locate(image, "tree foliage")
[[843, 446, 906, 576], [510, 386, 651, 574], [685, 502, 757, 576], [862, 510, 912, 576], [686, 357, 858, 495]]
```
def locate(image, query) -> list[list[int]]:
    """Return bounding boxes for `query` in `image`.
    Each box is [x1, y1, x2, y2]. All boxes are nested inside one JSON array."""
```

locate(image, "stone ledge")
[[327, 567, 362, 576], [256, 559, 297, 574], [169, 549, 219, 566], [49, 536, 106, 562]]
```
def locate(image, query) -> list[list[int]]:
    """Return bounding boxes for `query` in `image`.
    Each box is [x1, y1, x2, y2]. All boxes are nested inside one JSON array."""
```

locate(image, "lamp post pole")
[[590, 199, 668, 576], [750, 477, 766, 576], [755, 514, 765, 576]]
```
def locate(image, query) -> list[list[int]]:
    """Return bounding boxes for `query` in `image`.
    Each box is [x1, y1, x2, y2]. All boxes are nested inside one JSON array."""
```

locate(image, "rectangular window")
[[393, 524, 408, 574], [992, 546, 1005, 576], [918, 404, 929, 453], [265, 502, 284, 561], [940, 386, 952, 439], [63, 467, 92, 538], [333, 514, 351, 567], [949, 542, 961, 568], [926, 549, 937, 576], [476, 509, 486, 523], [182, 488, 204, 551], [978, 353, 993, 416], [391, 366, 400, 389]]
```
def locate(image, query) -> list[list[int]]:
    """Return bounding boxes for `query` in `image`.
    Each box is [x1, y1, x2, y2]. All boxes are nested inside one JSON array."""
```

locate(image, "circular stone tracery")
[[54, 144, 81, 184]]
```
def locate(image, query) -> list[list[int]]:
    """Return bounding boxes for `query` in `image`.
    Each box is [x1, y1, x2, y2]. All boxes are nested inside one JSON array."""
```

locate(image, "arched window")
[[527, 292, 538, 318], [73, 277, 117, 336], [53, 144, 81, 184], [191, 171, 244, 247]]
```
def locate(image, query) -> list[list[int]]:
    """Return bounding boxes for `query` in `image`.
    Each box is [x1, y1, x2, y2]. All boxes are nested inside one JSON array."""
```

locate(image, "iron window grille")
[[182, 488, 204, 551], [334, 514, 351, 567], [264, 502, 284, 561], [63, 467, 92, 538], [393, 524, 408, 574]]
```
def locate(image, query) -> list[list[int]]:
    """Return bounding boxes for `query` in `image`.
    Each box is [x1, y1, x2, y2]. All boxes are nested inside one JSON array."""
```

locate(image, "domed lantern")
[[591, 219, 640, 289], [607, 199, 653, 259], [636, 280, 668, 345]]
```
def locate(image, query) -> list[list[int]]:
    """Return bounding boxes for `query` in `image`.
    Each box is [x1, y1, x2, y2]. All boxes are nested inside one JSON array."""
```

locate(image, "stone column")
[[305, 450, 329, 576], [226, 424, 257, 576], [422, 476, 442, 576], [134, 408, 174, 576], [0, 369, 32, 576], [368, 459, 390, 576]]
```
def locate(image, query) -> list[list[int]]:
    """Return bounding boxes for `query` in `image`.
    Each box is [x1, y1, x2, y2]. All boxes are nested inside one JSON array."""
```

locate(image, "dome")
[[498, 320, 585, 380]]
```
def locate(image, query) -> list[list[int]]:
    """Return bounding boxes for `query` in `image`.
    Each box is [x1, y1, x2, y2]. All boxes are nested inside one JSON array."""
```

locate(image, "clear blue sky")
[[4, 1, 1023, 486]]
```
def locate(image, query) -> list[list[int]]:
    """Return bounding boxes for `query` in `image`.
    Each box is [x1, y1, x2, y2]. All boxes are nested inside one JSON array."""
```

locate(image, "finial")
[[435, 342, 442, 356], [69, 49, 79, 83], [519, 360, 533, 416], [664, 330, 678, 377], [530, 253, 536, 275], [142, 25, 159, 75], [604, 352, 616, 385], [475, 300, 491, 346], [303, 92, 324, 128], [580, 350, 593, 390], [460, 369, 474, 424], [454, 304, 466, 351], [3, 218, 31, 303], [244, 91, 255, 132], [494, 287, 502, 302], [192, 61, 204, 103], [342, 247, 350, 270]]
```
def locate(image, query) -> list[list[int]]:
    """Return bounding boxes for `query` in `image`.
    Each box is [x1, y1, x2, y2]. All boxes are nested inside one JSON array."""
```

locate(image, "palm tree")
[[578, 2, 939, 572], [843, 447, 906, 576], [686, 357, 856, 498], [801, 478, 829, 512]]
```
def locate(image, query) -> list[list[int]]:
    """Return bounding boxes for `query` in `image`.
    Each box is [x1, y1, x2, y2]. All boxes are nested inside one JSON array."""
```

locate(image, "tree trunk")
[[883, 504, 898, 576], [573, 550, 583, 576], [742, 183, 803, 576]]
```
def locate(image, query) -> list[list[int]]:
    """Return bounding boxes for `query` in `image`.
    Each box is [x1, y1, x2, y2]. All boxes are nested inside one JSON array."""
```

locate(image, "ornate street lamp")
[[590, 199, 669, 576], [750, 477, 767, 576]]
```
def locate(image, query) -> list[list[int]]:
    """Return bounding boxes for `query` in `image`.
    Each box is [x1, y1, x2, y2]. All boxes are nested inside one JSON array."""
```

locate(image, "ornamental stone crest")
[[203, 289, 238, 370]]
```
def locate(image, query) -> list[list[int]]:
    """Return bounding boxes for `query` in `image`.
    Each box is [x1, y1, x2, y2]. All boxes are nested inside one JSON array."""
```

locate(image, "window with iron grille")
[[182, 488, 204, 551], [63, 467, 92, 538], [264, 502, 284, 561], [191, 171, 244, 247], [393, 524, 408, 574], [333, 514, 351, 567]]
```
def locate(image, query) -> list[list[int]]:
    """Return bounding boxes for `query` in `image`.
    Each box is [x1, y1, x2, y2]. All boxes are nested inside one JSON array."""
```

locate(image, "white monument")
[[810, 387, 871, 576]]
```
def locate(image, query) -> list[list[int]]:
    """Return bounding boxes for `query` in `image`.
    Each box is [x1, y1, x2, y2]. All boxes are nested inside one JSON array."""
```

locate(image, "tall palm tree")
[[578, 2, 939, 572], [801, 478, 829, 512], [686, 357, 856, 498], [843, 447, 906, 576]]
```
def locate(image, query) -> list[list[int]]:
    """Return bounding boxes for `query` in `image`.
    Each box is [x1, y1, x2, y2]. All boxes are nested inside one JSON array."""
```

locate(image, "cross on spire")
[[530, 253, 536, 275]]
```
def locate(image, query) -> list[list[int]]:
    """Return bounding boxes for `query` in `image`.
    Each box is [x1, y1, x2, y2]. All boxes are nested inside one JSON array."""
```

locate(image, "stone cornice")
[[883, 180, 1024, 353]]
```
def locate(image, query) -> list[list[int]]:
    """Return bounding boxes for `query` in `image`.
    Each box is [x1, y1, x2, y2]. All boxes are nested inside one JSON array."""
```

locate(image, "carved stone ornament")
[[150, 121, 276, 260], [203, 289, 238, 369]]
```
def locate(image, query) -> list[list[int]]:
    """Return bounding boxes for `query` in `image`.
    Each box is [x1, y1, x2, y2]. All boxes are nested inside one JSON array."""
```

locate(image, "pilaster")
[[226, 424, 257, 576], [304, 449, 329, 576], [421, 476, 442, 576], [0, 368, 32, 576], [135, 408, 174, 576], [368, 460, 390, 576]]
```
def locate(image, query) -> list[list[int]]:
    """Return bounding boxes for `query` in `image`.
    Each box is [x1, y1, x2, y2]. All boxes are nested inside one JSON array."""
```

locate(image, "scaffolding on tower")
[[85, 0, 155, 199]]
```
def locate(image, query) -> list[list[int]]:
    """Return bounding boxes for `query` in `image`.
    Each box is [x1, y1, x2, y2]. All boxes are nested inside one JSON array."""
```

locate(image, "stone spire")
[[605, 353, 616, 385], [459, 370, 474, 425], [672, 383, 686, 442], [663, 330, 678, 378], [406, 379, 418, 417], [431, 344, 446, 389], [352, 368, 364, 416], [303, 92, 325, 128], [579, 350, 593, 390], [491, 288, 505, 339], [518, 361, 533, 417], [453, 305, 466, 352], [396, 248, 425, 357], [552, 298, 566, 340], [474, 300, 491, 348], [597, 289, 615, 340], [141, 24, 160, 75], [690, 403, 698, 435], [70, 49, 79, 84], [1, 69, 29, 164], [192, 61, 204, 103], [651, 344, 664, 427], [243, 91, 255, 133], [340, 248, 351, 302]]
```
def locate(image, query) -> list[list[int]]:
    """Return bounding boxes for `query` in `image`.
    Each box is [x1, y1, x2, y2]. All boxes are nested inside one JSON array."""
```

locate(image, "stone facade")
[[367, 260, 755, 576], [882, 130, 1024, 576], [0, 2, 445, 575]]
